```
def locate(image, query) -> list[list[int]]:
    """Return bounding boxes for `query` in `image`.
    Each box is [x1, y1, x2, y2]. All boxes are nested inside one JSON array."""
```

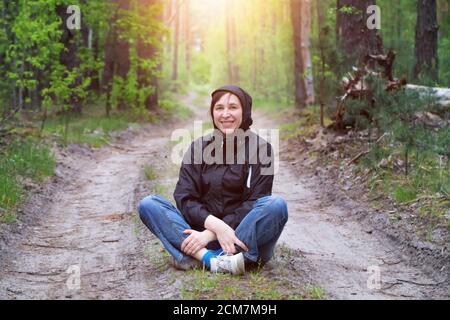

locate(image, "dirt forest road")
[[0, 93, 448, 299]]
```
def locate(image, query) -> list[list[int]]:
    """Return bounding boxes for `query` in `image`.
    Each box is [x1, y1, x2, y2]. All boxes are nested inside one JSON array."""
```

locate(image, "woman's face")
[[212, 93, 243, 135]]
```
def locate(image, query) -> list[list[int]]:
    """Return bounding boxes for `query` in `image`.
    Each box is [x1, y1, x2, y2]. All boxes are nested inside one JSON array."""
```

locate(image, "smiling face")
[[212, 92, 243, 135]]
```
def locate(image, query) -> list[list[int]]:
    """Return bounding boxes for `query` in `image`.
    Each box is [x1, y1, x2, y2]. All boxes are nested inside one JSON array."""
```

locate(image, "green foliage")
[[114, 0, 166, 112], [0, 137, 55, 217], [191, 52, 211, 85], [158, 93, 193, 121], [41, 110, 141, 147], [355, 78, 450, 213], [184, 0, 294, 103]]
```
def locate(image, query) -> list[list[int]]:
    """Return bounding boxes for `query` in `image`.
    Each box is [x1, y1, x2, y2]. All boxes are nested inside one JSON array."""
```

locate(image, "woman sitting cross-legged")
[[138, 85, 288, 275]]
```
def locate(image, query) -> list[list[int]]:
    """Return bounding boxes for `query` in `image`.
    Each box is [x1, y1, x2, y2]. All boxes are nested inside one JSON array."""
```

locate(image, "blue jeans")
[[138, 195, 288, 265]]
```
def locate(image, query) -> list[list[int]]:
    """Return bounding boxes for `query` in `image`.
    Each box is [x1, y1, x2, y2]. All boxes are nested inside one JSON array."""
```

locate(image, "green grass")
[[278, 106, 333, 141], [158, 97, 193, 121], [0, 211, 17, 223], [42, 112, 139, 147], [306, 286, 326, 300], [0, 172, 21, 211], [190, 83, 211, 97], [144, 165, 158, 180], [362, 148, 450, 229], [252, 98, 292, 114], [151, 183, 172, 200], [181, 267, 307, 300], [393, 185, 418, 203], [144, 242, 171, 272], [40, 93, 194, 148], [0, 137, 55, 222]]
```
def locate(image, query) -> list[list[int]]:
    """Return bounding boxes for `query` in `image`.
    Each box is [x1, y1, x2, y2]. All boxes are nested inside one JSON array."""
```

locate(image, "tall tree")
[[300, 0, 314, 104], [316, 0, 328, 126], [336, 0, 383, 68], [165, 0, 173, 55], [137, 0, 163, 111], [226, 0, 239, 84], [225, 0, 239, 83], [103, 0, 130, 115], [184, 0, 191, 83], [291, 0, 307, 109], [413, 0, 439, 82], [56, 4, 89, 114], [171, 0, 180, 86]]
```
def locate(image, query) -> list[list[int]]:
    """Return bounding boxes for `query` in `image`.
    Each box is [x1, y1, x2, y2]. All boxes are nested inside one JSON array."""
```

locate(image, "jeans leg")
[[138, 194, 194, 264], [235, 195, 288, 263]]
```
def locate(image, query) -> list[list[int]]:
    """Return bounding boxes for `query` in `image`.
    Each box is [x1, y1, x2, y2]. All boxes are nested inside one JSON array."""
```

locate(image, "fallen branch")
[[347, 150, 371, 165], [401, 194, 447, 206], [347, 133, 387, 165]]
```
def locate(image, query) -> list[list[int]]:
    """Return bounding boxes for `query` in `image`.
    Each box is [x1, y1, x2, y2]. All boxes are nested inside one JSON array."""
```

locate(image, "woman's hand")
[[204, 215, 248, 255], [181, 229, 216, 256]]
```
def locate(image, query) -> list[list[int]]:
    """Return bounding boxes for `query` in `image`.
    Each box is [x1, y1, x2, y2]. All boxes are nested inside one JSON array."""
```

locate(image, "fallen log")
[[405, 84, 450, 108], [331, 50, 450, 130]]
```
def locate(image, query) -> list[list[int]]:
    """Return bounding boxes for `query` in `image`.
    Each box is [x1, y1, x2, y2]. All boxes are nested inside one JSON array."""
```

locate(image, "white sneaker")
[[210, 252, 245, 275]]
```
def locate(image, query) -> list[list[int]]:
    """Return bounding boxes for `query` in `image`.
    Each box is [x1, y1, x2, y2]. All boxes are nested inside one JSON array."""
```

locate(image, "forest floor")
[[0, 92, 448, 299]]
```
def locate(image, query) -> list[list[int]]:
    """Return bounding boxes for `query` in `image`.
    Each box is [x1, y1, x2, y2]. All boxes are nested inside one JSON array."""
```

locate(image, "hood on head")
[[210, 85, 253, 131]]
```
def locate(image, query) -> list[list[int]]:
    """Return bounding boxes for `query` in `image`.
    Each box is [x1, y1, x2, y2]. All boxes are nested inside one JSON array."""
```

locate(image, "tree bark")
[[137, 0, 161, 111], [226, 0, 239, 84], [171, 0, 180, 86], [165, 0, 173, 55], [184, 0, 191, 83], [56, 5, 84, 114], [291, 0, 307, 109], [316, 0, 327, 126], [103, 0, 130, 114], [336, 0, 384, 69], [413, 0, 439, 82], [300, 0, 314, 104]]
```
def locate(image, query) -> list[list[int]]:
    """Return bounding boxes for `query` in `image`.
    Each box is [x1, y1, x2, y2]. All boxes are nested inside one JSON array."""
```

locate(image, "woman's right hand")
[[205, 215, 248, 254]]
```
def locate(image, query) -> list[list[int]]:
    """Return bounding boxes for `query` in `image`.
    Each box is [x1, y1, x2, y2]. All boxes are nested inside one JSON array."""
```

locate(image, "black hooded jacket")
[[173, 86, 274, 230]]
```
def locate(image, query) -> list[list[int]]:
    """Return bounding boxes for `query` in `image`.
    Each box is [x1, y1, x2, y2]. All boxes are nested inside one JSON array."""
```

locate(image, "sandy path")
[[254, 114, 448, 299], [0, 92, 447, 299], [0, 126, 173, 299]]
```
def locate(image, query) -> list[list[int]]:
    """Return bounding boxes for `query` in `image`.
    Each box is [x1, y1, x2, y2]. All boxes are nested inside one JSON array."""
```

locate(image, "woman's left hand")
[[181, 229, 215, 256]]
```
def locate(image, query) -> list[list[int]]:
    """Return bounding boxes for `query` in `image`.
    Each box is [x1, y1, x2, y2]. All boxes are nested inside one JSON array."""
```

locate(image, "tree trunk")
[[336, 0, 384, 69], [56, 5, 82, 114], [137, 0, 161, 111], [291, 0, 307, 109], [413, 0, 439, 82], [226, 0, 239, 84], [171, 0, 180, 87], [165, 0, 173, 55], [184, 0, 191, 84], [317, 0, 327, 126], [252, 0, 258, 92], [103, 0, 130, 114], [300, 0, 314, 104]]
